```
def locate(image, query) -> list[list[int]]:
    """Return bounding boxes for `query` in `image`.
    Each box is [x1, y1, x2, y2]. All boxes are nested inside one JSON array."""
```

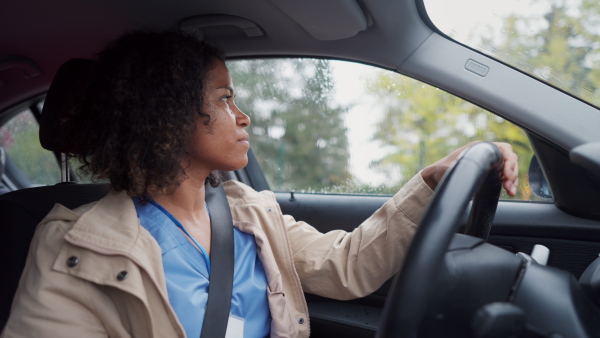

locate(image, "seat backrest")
[[0, 59, 106, 328]]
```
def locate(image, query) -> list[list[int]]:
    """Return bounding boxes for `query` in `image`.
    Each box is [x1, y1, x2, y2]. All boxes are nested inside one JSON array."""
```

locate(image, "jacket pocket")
[[267, 285, 298, 338]]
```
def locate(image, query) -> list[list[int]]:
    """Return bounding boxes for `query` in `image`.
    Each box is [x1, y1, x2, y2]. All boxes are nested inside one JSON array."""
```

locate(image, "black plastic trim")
[[529, 134, 600, 220], [239, 147, 269, 191]]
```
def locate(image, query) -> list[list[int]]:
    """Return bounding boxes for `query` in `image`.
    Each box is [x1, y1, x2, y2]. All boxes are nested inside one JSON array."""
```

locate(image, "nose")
[[235, 105, 251, 127]]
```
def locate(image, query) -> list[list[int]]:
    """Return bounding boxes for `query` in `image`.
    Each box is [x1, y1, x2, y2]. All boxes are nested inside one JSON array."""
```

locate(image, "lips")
[[238, 134, 250, 146]]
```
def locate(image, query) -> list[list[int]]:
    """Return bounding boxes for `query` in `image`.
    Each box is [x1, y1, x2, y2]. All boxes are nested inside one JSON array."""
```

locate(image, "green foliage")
[[490, 0, 600, 106], [227, 59, 352, 192], [228, 57, 535, 198], [368, 71, 533, 199]]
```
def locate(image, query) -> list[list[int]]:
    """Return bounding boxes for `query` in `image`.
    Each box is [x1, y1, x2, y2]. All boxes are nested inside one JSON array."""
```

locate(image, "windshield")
[[423, 0, 600, 108]]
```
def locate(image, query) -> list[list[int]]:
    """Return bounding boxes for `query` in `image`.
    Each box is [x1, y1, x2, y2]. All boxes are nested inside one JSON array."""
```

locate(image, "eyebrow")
[[217, 86, 234, 94]]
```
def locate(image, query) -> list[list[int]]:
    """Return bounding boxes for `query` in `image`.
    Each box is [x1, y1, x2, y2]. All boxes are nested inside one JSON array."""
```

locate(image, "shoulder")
[[39, 201, 95, 229], [34, 190, 137, 250], [34, 201, 95, 248], [223, 180, 278, 208], [37, 189, 127, 232]]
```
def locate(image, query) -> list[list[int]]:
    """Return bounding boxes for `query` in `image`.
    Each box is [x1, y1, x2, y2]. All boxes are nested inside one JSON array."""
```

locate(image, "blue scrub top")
[[134, 198, 271, 337]]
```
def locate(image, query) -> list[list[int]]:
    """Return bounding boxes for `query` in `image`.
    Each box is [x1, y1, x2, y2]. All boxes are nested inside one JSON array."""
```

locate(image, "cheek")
[[193, 122, 228, 152], [191, 124, 214, 152]]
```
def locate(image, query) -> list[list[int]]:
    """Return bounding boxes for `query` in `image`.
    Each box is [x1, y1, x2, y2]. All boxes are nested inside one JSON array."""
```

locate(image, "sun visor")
[[180, 15, 265, 41], [0, 57, 41, 87], [270, 0, 371, 40]]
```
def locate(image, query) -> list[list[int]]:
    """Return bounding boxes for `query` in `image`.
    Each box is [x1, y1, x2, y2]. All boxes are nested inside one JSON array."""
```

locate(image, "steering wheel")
[[376, 142, 504, 337]]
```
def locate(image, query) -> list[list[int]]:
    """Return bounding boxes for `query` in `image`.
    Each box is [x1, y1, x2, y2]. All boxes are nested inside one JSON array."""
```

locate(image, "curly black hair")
[[62, 30, 225, 197]]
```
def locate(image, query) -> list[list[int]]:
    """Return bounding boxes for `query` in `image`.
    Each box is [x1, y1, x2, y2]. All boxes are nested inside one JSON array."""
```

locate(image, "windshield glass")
[[423, 0, 600, 108]]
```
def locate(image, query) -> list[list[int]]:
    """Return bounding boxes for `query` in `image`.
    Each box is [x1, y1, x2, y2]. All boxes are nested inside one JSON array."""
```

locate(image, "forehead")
[[205, 59, 232, 88]]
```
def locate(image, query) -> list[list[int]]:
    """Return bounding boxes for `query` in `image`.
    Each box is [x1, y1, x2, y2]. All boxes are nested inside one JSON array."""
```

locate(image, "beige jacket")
[[2, 175, 432, 338]]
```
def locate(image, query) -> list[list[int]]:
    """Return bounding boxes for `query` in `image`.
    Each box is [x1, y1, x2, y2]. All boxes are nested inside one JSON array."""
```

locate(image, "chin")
[[221, 158, 249, 172]]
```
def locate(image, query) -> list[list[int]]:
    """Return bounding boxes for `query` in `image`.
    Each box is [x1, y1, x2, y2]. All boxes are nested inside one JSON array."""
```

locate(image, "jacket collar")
[[44, 190, 164, 273], [68, 190, 139, 250]]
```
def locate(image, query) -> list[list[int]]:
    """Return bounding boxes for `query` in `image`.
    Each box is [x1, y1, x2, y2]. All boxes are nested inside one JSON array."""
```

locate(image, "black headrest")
[[39, 58, 96, 154]]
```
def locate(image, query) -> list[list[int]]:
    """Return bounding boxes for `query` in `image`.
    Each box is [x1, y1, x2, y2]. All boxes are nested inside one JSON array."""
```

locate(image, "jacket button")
[[66, 256, 79, 267], [116, 271, 128, 281], [298, 318, 305, 325]]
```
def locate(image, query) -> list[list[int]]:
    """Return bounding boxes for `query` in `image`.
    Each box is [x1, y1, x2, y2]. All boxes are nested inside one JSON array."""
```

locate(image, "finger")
[[503, 177, 518, 196], [502, 153, 518, 180], [493, 142, 518, 195], [501, 151, 518, 196]]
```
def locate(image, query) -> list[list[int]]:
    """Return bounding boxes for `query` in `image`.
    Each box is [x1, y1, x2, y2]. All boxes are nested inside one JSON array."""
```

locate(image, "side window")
[[228, 59, 539, 201], [0, 109, 60, 187]]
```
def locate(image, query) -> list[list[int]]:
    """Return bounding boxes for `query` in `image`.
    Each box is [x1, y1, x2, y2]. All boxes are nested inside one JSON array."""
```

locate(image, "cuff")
[[392, 171, 434, 224]]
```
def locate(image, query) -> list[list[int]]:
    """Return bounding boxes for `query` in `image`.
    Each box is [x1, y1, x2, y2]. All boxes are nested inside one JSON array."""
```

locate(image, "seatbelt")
[[201, 182, 235, 338]]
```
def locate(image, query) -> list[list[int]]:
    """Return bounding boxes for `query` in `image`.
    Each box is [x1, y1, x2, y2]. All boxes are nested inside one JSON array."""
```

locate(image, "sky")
[[332, 61, 392, 187], [424, 0, 549, 45]]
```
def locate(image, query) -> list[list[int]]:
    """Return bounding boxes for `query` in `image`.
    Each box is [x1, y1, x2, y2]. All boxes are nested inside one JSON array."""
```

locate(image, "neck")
[[152, 175, 208, 221], [152, 174, 213, 255]]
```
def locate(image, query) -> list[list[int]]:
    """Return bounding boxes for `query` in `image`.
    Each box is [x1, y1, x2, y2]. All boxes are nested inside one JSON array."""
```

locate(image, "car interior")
[[2, 0, 600, 337]]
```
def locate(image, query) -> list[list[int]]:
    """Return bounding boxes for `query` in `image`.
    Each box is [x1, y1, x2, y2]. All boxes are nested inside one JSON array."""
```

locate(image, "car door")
[[229, 57, 600, 337]]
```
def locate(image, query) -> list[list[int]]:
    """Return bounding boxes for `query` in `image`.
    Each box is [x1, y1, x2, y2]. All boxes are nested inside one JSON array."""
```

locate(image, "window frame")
[[228, 56, 543, 201]]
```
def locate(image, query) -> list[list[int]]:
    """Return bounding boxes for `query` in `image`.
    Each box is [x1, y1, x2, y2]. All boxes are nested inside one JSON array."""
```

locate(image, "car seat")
[[0, 59, 108, 329]]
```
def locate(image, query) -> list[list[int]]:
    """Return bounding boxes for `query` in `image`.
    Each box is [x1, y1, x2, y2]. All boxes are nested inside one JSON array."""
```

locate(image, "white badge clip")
[[224, 315, 245, 338]]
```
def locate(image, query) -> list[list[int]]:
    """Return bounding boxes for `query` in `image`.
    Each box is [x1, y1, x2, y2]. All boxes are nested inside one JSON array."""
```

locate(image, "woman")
[[2, 30, 518, 337]]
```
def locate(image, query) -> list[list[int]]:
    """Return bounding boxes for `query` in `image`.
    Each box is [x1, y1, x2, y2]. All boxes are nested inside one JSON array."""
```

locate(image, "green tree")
[[488, 0, 600, 105], [227, 59, 351, 192], [368, 71, 532, 198]]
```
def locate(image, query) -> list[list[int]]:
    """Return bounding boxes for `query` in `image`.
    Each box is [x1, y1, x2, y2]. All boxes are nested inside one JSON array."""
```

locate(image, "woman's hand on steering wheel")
[[421, 141, 519, 196]]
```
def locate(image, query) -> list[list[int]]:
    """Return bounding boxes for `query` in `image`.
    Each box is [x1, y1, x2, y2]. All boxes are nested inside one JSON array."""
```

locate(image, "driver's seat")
[[0, 59, 108, 329]]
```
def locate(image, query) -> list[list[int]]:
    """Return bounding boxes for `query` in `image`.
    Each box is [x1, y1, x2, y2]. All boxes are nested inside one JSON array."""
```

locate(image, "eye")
[[221, 94, 233, 102]]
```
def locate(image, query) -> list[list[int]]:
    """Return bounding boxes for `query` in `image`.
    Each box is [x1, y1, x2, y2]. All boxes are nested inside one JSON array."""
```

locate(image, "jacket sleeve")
[[2, 221, 107, 338], [285, 173, 433, 300]]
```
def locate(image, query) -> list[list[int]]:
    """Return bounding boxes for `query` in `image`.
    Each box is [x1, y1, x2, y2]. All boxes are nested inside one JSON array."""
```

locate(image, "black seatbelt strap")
[[201, 182, 235, 338]]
